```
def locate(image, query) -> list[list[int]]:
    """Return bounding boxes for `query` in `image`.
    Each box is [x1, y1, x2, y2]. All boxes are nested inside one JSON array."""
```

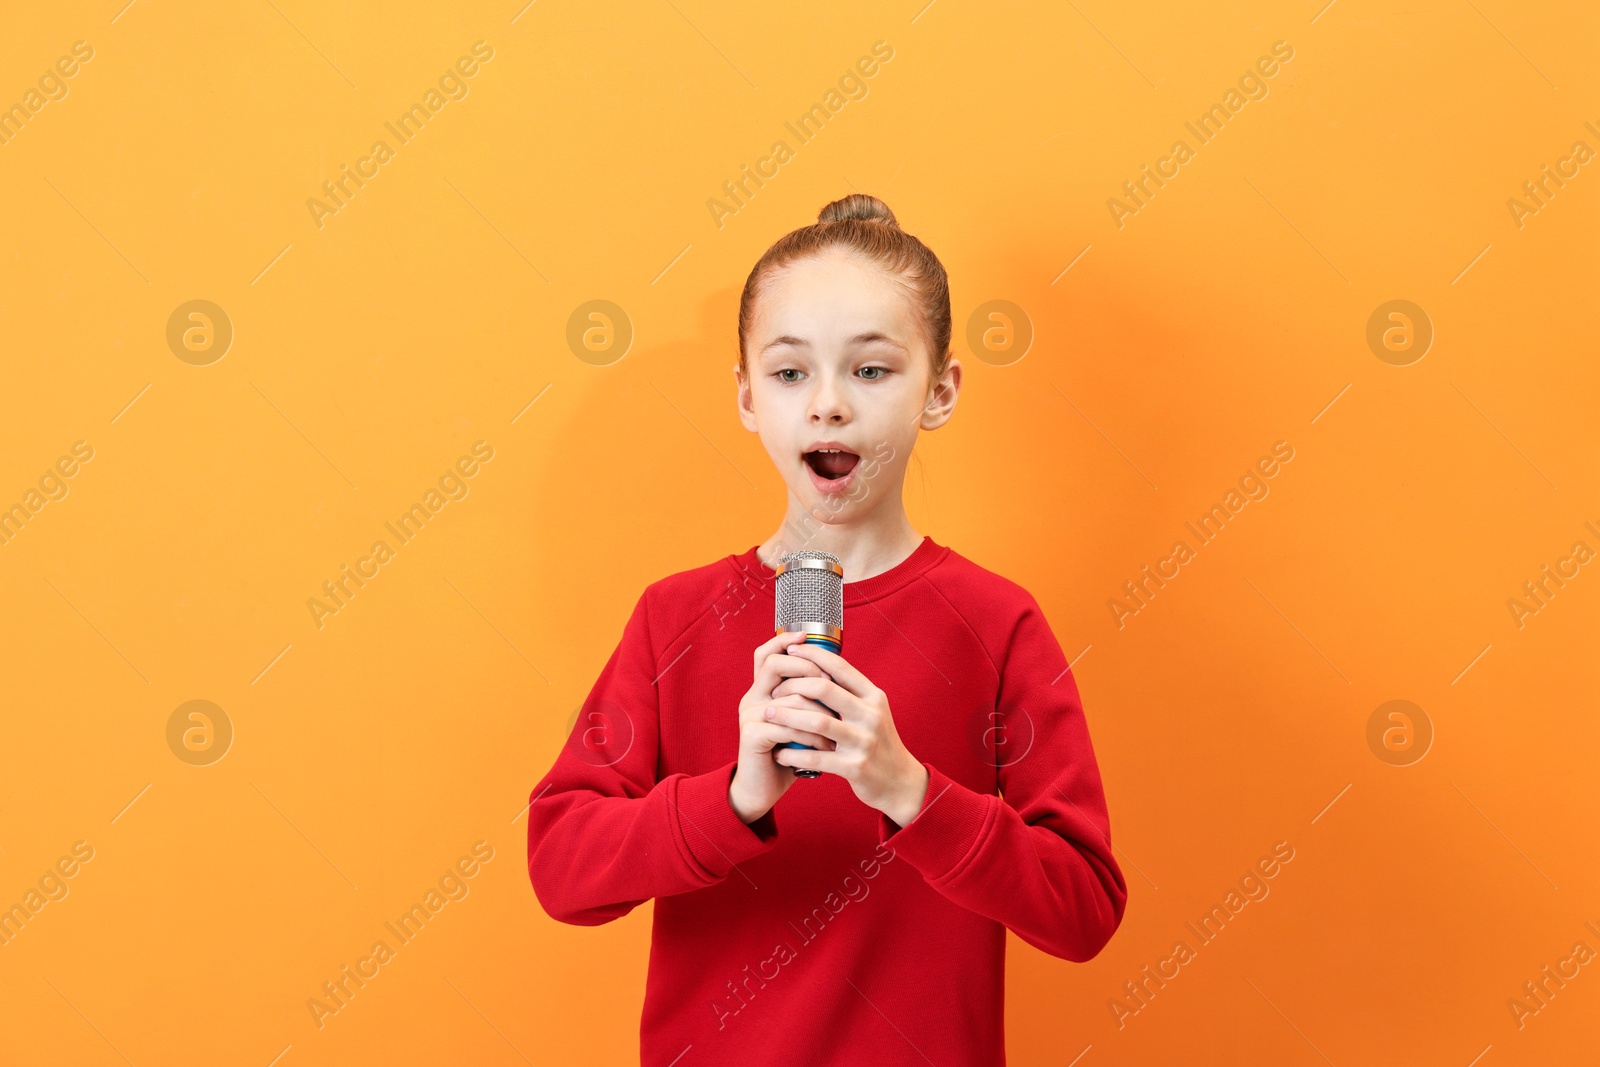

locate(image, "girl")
[[528, 194, 1126, 1065]]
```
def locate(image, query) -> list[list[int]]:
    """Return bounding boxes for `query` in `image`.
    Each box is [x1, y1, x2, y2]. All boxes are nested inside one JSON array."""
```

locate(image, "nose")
[[807, 370, 850, 424]]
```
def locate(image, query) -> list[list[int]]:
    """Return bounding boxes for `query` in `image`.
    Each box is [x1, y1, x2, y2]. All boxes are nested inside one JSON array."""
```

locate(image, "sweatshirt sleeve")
[[875, 594, 1127, 962], [527, 588, 780, 926]]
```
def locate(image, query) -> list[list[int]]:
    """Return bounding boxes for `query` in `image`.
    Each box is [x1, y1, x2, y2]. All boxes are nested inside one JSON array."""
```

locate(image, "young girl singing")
[[527, 194, 1127, 1065]]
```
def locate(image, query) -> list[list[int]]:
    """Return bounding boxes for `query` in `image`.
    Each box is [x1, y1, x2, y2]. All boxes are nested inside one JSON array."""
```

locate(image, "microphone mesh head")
[[774, 550, 843, 631]]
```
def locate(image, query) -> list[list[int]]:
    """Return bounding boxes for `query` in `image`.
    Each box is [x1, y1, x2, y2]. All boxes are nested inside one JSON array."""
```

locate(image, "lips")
[[802, 445, 861, 494]]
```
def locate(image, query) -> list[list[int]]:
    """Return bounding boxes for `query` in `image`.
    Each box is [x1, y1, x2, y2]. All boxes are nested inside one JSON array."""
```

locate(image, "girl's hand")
[[767, 643, 930, 827], [728, 631, 839, 824]]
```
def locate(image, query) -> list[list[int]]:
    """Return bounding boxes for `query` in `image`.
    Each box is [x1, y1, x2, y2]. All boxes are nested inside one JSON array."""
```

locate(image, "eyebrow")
[[760, 332, 908, 354]]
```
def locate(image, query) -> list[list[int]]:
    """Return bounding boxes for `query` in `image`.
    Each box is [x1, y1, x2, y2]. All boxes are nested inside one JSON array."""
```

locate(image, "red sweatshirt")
[[527, 536, 1126, 1066]]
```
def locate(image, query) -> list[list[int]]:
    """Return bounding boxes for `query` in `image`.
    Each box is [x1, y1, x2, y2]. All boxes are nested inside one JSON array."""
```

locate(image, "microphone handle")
[[773, 633, 840, 779]]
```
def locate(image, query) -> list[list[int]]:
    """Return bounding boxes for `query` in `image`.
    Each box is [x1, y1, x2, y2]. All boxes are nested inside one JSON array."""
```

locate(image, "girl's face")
[[736, 248, 960, 524]]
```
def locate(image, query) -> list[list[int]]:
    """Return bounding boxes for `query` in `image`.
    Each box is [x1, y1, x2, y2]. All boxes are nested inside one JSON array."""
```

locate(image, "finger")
[[754, 651, 825, 697], [765, 703, 847, 742], [768, 675, 860, 720], [751, 630, 810, 672], [773, 745, 842, 775], [783, 643, 875, 698], [769, 652, 826, 677], [753, 722, 836, 752], [765, 693, 840, 725]]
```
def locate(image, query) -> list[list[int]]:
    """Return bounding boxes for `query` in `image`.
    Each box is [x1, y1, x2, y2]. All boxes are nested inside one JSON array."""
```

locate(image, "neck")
[[757, 495, 923, 584]]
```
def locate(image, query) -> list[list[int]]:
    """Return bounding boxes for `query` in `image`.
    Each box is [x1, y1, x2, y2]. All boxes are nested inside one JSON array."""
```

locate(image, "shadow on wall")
[[521, 282, 772, 625]]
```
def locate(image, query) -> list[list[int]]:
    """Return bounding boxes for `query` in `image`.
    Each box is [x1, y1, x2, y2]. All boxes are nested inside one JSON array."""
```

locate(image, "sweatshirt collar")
[[729, 535, 947, 607]]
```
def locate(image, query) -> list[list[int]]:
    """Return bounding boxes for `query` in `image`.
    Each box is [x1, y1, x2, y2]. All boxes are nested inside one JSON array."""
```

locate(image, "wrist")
[[728, 778, 769, 825], [883, 760, 930, 828]]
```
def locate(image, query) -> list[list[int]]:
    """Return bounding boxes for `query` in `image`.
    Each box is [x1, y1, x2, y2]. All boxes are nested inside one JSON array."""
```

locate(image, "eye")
[[857, 365, 889, 381], [775, 368, 804, 383]]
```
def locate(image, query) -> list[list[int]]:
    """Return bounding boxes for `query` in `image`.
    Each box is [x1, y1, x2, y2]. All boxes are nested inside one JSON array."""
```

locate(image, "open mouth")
[[802, 448, 860, 493]]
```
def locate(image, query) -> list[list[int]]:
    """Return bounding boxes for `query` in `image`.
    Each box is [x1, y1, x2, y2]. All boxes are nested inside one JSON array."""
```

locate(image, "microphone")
[[771, 549, 843, 779]]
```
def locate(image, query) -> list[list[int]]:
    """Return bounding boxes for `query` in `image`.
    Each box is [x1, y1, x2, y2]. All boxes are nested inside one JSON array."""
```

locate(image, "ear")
[[919, 357, 962, 430], [735, 363, 759, 432]]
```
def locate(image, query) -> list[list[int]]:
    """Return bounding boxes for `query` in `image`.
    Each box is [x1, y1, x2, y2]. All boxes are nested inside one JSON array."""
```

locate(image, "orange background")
[[1, 1, 1596, 1064]]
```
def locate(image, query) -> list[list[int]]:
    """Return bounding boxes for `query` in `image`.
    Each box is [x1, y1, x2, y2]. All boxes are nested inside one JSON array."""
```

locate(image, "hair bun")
[[817, 193, 899, 228]]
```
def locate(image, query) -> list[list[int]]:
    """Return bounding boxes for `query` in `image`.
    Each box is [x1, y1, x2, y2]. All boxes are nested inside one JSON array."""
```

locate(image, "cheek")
[[754, 424, 807, 476], [754, 376, 808, 413]]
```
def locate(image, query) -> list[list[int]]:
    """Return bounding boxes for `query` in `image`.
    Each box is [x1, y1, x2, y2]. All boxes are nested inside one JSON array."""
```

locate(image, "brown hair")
[[737, 193, 952, 386]]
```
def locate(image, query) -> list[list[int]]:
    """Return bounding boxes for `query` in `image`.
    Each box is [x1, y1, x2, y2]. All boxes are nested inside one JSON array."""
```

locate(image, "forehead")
[[750, 249, 920, 349]]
